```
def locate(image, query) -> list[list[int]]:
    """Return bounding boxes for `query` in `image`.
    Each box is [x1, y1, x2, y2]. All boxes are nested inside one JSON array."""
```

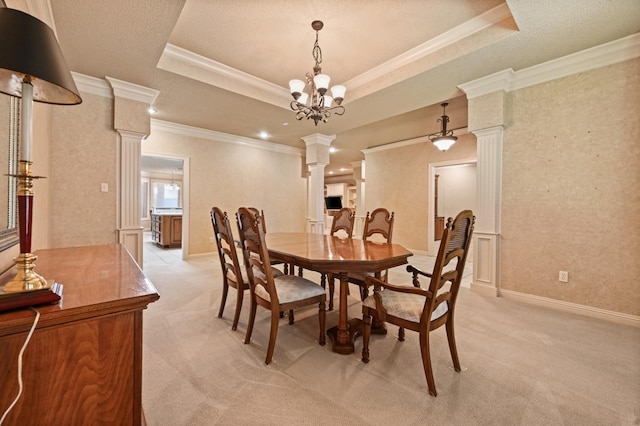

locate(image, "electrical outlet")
[[559, 271, 569, 282]]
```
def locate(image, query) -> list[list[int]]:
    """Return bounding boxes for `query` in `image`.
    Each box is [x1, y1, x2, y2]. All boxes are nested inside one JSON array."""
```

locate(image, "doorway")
[[428, 159, 477, 256], [141, 154, 190, 263]]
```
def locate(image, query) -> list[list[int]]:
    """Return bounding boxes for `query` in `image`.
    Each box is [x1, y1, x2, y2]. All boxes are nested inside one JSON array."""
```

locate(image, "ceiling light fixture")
[[168, 171, 179, 190], [429, 103, 457, 151], [289, 20, 346, 126]]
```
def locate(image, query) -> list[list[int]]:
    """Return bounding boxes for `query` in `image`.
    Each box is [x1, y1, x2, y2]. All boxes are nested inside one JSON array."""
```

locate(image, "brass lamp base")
[[3, 252, 49, 293]]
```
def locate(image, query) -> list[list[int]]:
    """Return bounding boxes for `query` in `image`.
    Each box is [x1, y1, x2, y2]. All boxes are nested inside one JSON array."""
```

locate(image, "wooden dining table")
[[266, 232, 413, 355]]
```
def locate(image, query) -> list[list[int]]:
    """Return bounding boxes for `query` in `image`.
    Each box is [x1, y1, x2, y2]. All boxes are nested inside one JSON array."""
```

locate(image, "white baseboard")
[[499, 288, 640, 328], [470, 282, 499, 297]]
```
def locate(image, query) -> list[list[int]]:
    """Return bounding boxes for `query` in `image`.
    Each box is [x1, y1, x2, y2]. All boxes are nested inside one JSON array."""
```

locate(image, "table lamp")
[[0, 6, 82, 293]]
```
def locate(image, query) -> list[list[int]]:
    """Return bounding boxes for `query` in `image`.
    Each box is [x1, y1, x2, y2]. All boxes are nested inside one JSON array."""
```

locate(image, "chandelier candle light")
[[429, 102, 458, 151], [289, 20, 346, 125], [0, 7, 82, 293]]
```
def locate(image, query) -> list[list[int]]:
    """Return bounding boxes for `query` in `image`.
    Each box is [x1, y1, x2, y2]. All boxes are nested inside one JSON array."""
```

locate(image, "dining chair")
[[329, 207, 355, 238], [211, 207, 285, 330], [328, 207, 395, 303], [321, 207, 356, 310], [248, 206, 302, 277], [236, 207, 326, 365], [210, 207, 248, 331], [361, 210, 475, 396]]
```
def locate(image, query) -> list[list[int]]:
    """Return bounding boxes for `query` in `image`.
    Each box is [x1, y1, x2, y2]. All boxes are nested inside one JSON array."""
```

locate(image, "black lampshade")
[[0, 7, 81, 105]]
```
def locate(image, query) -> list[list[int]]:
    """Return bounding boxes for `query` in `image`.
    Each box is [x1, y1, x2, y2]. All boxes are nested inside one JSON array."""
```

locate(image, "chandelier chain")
[[312, 31, 322, 69]]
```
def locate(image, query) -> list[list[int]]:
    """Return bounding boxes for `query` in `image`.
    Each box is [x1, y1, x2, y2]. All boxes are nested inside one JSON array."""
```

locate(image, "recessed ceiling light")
[[328, 171, 334, 175], [282, 122, 289, 126], [340, 168, 345, 172], [148, 107, 157, 114], [329, 147, 337, 153], [259, 131, 269, 139]]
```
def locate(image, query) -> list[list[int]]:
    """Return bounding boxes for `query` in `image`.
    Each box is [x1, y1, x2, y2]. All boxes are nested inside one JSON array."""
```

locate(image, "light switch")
[[101, 183, 108, 192]]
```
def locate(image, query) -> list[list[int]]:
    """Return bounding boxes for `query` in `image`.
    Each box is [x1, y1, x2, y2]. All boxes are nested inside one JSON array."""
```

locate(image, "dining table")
[[266, 232, 413, 355]]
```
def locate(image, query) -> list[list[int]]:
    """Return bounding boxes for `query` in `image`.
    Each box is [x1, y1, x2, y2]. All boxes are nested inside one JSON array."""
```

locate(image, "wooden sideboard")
[[150, 213, 182, 248], [0, 244, 160, 425]]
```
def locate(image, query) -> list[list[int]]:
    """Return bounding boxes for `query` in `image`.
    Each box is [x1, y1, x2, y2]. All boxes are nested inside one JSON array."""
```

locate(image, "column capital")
[[303, 133, 334, 166], [302, 133, 336, 147], [350, 160, 365, 181], [106, 77, 159, 137]]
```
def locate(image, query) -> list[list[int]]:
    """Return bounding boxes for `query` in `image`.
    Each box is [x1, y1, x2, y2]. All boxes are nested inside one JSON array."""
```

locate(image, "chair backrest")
[[424, 210, 475, 324], [330, 207, 355, 238], [247, 207, 267, 233], [236, 207, 279, 306], [362, 208, 394, 243], [210, 207, 244, 288]]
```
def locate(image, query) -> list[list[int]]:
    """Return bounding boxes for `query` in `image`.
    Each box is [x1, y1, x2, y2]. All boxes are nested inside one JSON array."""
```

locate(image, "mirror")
[[0, 95, 19, 251]]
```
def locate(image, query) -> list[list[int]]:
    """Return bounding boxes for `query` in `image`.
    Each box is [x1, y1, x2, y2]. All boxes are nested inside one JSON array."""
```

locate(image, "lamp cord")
[[0, 307, 40, 425]]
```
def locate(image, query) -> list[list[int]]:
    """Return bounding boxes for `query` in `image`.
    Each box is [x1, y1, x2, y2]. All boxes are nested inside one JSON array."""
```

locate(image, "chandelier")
[[429, 103, 457, 151], [289, 20, 346, 126]]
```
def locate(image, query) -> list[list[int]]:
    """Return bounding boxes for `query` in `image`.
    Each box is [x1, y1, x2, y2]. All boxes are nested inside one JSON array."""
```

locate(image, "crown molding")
[[345, 3, 513, 89], [158, 3, 513, 108], [150, 119, 304, 157], [460, 32, 640, 99], [362, 126, 468, 155], [362, 135, 431, 155], [71, 72, 113, 98], [159, 43, 290, 108], [105, 76, 160, 105]]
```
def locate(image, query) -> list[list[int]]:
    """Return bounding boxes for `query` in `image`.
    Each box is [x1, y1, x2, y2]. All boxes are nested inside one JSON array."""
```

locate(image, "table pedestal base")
[[327, 318, 387, 354]]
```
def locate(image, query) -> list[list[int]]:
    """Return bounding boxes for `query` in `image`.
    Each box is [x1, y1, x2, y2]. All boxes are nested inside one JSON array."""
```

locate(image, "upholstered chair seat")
[[362, 290, 449, 323], [255, 275, 327, 304]]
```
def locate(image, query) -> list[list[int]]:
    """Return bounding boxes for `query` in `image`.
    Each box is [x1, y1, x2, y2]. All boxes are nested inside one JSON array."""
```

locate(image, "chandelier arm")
[[326, 105, 345, 116]]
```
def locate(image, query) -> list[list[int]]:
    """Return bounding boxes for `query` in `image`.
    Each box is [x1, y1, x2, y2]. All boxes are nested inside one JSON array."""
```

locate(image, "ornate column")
[[106, 77, 159, 266], [471, 126, 503, 297], [116, 130, 145, 262], [459, 73, 511, 297], [303, 133, 334, 234], [351, 160, 366, 236]]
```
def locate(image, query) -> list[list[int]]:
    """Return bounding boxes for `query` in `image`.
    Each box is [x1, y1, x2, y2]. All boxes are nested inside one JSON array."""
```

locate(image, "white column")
[[117, 130, 145, 264], [471, 126, 503, 297], [351, 160, 366, 236], [106, 77, 158, 267], [303, 133, 334, 234]]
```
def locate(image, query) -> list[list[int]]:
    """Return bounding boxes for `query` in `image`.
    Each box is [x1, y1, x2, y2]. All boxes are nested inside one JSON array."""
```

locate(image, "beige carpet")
[[141, 241, 640, 425]]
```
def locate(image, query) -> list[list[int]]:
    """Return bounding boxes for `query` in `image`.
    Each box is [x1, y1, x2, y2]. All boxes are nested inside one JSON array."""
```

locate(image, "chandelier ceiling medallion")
[[289, 20, 346, 126], [429, 102, 457, 151]]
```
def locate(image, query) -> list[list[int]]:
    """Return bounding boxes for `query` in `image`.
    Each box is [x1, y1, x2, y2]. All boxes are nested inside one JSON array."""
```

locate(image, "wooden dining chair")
[[210, 207, 248, 331], [236, 207, 326, 365], [328, 208, 395, 303], [329, 207, 355, 238], [211, 207, 285, 330], [320, 207, 356, 310], [361, 210, 475, 396], [248, 206, 302, 277]]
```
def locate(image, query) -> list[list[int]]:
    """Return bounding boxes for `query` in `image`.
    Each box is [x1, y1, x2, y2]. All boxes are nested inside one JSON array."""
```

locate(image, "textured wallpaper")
[[365, 134, 477, 251], [49, 92, 118, 248], [143, 130, 307, 255], [501, 58, 640, 315]]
